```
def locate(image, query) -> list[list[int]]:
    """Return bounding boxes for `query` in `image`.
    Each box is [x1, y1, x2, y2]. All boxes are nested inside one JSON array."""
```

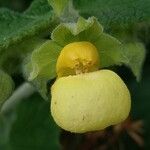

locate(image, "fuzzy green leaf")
[[48, 0, 69, 16], [123, 43, 146, 80], [52, 17, 103, 46], [0, 0, 54, 51], [0, 37, 45, 75], [28, 41, 61, 80], [94, 33, 146, 80], [94, 33, 124, 67], [0, 70, 14, 106], [74, 0, 150, 27], [24, 40, 62, 99]]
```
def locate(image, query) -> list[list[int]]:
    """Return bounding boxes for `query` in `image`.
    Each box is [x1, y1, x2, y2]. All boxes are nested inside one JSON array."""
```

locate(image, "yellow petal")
[[56, 42, 100, 77], [51, 70, 131, 133]]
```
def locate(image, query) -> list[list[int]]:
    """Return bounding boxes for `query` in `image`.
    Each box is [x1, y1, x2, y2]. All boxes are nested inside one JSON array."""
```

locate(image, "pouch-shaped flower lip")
[[51, 70, 131, 133]]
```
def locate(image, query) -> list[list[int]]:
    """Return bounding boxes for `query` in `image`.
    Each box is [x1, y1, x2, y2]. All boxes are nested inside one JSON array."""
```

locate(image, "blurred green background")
[[0, 0, 150, 150], [0, 0, 31, 12]]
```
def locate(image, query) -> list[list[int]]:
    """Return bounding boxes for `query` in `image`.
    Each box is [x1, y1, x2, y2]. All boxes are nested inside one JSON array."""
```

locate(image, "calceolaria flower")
[[26, 17, 131, 133], [50, 17, 131, 133]]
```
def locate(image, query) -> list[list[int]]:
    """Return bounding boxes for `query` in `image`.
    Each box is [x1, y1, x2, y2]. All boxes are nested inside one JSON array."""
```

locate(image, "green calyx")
[[24, 16, 145, 100]]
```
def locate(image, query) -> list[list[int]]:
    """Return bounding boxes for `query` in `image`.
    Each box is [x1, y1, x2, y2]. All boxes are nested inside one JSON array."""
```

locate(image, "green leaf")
[[51, 16, 103, 46], [0, 0, 54, 51], [0, 37, 45, 75], [0, 93, 60, 150], [94, 33, 124, 67], [123, 42, 146, 81], [74, 0, 150, 27], [48, 0, 69, 16], [0, 70, 14, 106], [94, 33, 146, 80], [23, 40, 62, 99], [9, 94, 60, 150], [28, 41, 61, 80]]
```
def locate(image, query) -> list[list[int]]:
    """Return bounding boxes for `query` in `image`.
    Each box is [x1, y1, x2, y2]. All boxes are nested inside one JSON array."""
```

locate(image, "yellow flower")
[[25, 17, 145, 133], [51, 40, 131, 133]]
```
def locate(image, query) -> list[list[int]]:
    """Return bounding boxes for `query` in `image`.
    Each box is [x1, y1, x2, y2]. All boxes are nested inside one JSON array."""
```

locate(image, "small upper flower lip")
[[56, 41, 100, 77]]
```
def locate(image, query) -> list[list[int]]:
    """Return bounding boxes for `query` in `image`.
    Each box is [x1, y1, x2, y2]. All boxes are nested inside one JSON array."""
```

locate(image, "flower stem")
[[1, 82, 35, 115]]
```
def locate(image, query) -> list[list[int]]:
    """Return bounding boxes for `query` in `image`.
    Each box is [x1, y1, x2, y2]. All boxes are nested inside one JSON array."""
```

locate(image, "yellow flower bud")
[[56, 42, 100, 77], [51, 70, 131, 133]]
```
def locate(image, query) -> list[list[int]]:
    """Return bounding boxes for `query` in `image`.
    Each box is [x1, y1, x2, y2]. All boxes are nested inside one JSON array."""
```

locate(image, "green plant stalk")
[[1, 82, 35, 115], [60, 0, 79, 22]]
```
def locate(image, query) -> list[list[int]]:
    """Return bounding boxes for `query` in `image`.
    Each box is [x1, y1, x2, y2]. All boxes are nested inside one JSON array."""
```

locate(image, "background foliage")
[[0, 0, 150, 149]]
